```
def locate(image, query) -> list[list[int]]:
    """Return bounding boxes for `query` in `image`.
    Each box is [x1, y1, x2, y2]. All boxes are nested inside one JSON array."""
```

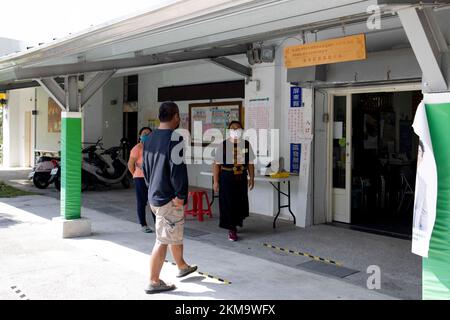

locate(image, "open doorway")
[[331, 88, 422, 237], [351, 91, 422, 236]]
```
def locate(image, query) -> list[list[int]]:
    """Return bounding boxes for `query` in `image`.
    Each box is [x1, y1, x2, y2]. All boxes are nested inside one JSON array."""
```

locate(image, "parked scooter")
[[29, 155, 60, 189], [53, 137, 130, 191]]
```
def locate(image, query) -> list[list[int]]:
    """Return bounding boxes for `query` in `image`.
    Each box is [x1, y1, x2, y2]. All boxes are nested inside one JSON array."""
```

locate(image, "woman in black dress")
[[213, 121, 255, 241]]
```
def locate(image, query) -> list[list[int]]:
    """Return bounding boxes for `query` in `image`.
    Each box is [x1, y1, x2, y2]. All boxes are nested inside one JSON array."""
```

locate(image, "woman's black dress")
[[217, 139, 251, 231]]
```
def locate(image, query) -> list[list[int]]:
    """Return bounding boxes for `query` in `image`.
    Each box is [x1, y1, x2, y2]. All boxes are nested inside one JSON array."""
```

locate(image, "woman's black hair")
[[138, 127, 152, 136], [228, 120, 243, 129]]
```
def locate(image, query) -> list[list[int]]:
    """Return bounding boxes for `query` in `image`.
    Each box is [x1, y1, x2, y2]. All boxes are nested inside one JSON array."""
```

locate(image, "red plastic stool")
[[184, 191, 199, 217], [183, 190, 212, 222], [195, 190, 212, 222]]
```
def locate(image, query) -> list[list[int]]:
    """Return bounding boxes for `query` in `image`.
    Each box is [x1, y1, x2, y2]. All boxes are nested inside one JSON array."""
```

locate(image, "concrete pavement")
[[0, 195, 396, 300]]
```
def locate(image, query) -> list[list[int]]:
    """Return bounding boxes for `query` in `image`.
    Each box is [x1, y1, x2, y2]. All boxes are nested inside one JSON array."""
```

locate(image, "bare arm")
[[248, 163, 255, 190], [128, 157, 136, 175]]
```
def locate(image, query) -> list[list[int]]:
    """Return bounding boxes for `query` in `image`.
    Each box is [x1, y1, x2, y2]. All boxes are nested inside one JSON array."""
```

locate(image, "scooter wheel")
[[33, 173, 50, 189]]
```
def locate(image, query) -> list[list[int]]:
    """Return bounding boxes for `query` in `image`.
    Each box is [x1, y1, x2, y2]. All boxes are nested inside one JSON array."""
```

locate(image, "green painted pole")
[[60, 112, 82, 220], [423, 102, 450, 299]]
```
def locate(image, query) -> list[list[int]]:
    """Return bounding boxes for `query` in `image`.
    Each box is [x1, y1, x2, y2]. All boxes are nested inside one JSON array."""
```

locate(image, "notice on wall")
[[288, 108, 312, 143], [246, 98, 270, 130], [333, 122, 343, 139], [299, 142, 310, 178]]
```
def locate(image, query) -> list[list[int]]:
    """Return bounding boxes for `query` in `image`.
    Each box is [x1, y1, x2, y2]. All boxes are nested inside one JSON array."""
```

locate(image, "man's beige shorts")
[[150, 201, 185, 245]]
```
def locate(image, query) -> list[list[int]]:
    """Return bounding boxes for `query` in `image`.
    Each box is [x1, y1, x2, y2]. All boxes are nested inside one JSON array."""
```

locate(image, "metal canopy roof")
[[0, 0, 447, 88]]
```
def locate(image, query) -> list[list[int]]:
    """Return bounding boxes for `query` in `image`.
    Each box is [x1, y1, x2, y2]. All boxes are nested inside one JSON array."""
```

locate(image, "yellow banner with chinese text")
[[284, 34, 366, 69]]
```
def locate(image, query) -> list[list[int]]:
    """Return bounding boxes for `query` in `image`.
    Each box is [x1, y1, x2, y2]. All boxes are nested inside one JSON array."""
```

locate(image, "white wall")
[[2, 88, 36, 167], [2, 86, 105, 168], [244, 63, 278, 217], [18, 88, 35, 167], [278, 37, 314, 227], [102, 78, 124, 148], [35, 88, 60, 152], [83, 90, 103, 144], [137, 58, 247, 128], [2, 91, 21, 167]]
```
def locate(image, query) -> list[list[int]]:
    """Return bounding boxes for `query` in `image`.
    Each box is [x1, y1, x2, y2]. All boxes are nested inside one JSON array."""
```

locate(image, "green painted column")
[[423, 102, 450, 299], [60, 112, 82, 220]]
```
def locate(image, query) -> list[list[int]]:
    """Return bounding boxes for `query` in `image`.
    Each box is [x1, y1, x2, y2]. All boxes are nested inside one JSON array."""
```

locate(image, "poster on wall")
[[48, 98, 61, 133], [179, 113, 189, 130], [411, 101, 437, 257], [189, 101, 242, 144], [246, 98, 270, 130]]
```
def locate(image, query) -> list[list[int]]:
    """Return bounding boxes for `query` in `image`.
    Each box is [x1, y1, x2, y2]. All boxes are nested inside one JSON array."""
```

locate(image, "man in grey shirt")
[[143, 101, 197, 294]]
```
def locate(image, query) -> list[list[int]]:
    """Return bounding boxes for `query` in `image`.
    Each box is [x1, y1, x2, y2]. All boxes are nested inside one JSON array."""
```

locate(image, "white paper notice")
[[247, 98, 270, 130], [288, 108, 312, 143], [333, 122, 343, 139]]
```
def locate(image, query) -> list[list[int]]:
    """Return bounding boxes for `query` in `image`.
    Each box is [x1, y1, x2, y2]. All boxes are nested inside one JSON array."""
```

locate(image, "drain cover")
[[297, 260, 359, 278], [184, 227, 210, 237]]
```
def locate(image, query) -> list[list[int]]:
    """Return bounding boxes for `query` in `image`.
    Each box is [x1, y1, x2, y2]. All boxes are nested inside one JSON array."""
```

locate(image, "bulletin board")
[[189, 101, 242, 144], [48, 97, 61, 133]]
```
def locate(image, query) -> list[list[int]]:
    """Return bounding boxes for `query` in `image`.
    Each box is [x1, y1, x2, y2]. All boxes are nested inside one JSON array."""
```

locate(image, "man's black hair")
[[159, 101, 179, 122]]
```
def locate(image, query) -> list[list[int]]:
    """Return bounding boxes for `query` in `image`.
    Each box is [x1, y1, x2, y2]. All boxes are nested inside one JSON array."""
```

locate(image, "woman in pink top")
[[128, 127, 155, 233]]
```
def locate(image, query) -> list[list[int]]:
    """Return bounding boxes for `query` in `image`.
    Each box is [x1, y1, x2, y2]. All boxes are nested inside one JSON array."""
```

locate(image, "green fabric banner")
[[423, 102, 450, 299], [60, 114, 82, 220]]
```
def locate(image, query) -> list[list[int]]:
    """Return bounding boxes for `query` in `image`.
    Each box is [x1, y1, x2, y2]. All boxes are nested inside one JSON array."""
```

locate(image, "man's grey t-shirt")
[[142, 129, 188, 207]]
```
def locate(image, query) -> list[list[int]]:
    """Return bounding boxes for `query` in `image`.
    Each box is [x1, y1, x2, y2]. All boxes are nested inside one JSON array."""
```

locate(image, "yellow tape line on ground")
[[262, 243, 343, 266], [165, 260, 232, 285]]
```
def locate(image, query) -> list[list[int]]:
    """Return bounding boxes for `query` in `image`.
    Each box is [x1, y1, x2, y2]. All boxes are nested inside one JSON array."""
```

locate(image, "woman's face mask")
[[229, 128, 243, 139], [140, 134, 149, 143]]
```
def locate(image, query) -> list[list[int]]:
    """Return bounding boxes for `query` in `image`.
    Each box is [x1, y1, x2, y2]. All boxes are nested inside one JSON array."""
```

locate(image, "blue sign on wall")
[[290, 86, 302, 108], [290, 143, 301, 174]]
